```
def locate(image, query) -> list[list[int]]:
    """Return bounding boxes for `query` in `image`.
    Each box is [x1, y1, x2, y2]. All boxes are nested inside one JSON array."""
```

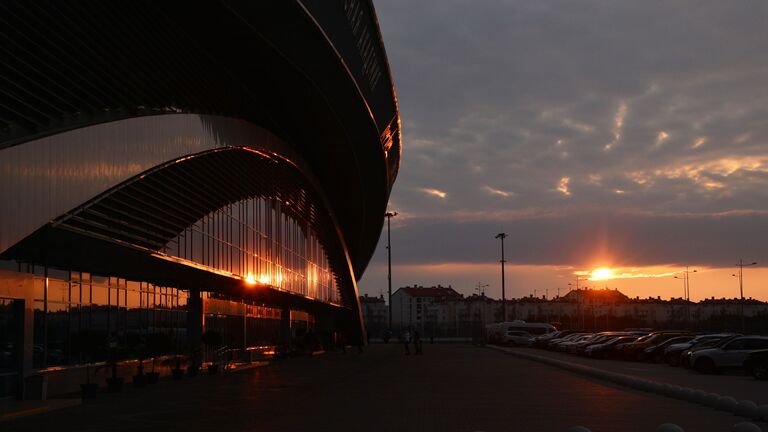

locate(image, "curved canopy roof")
[[0, 0, 401, 280]]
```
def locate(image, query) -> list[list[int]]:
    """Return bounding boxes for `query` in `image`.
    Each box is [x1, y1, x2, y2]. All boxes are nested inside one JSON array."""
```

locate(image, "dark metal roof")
[[0, 0, 401, 281]]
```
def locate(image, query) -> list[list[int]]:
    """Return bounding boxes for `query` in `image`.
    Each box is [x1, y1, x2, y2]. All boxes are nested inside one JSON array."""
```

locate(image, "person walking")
[[414, 330, 423, 355], [403, 329, 411, 355]]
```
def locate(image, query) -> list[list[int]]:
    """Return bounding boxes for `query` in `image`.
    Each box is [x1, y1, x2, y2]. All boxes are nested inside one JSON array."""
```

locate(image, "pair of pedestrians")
[[402, 330, 423, 355]]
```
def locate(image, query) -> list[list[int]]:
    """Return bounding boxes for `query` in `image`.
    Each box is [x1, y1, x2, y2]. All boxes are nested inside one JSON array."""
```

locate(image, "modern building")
[[0, 0, 400, 399]]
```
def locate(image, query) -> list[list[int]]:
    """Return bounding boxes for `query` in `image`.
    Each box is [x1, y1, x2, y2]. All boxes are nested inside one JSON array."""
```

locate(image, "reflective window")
[[164, 197, 340, 304]]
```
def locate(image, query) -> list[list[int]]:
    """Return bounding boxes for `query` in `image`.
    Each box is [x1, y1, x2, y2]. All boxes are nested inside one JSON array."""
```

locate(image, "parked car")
[[546, 332, 589, 350], [680, 335, 742, 368], [572, 333, 630, 355], [618, 332, 690, 361], [504, 330, 535, 346], [664, 333, 738, 366], [742, 349, 768, 380], [690, 336, 768, 374], [556, 334, 594, 352], [585, 336, 639, 359], [640, 335, 695, 362], [534, 331, 562, 347], [534, 330, 582, 348]]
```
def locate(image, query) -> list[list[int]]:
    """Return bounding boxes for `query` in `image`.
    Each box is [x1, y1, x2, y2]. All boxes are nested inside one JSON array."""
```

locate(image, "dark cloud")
[[360, 1, 768, 292]]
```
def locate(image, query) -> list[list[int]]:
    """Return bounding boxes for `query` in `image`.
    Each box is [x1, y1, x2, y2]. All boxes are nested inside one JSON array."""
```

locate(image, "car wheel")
[[695, 357, 716, 374], [752, 361, 768, 380]]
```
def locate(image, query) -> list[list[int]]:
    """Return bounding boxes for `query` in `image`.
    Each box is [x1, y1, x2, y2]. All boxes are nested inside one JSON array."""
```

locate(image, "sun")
[[590, 267, 615, 281]]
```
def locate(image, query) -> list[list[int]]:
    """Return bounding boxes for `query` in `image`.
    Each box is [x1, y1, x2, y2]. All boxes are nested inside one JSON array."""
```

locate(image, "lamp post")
[[732, 259, 757, 333], [569, 276, 588, 329], [495, 233, 507, 322], [674, 266, 697, 325], [385, 211, 397, 329]]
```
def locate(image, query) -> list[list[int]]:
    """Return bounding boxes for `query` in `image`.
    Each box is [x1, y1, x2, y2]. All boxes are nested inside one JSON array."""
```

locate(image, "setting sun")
[[590, 267, 614, 281]]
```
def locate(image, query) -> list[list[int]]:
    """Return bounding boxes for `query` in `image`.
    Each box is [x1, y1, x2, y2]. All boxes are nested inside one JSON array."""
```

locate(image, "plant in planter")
[[102, 340, 124, 393], [187, 346, 200, 377], [202, 330, 223, 375], [166, 355, 186, 380], [126, 333, 147, 388], [133, 346, 148, 388], [72, 330, 105, 399], [145, 333, 171, 384]]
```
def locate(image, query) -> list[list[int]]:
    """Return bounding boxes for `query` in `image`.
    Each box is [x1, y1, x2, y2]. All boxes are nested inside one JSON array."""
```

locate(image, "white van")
[[486, 320, 557, 345]]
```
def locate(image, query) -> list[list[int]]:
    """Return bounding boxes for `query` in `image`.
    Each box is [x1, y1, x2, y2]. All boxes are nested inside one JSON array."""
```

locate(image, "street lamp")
[[673, 267, 697, 300], [495, 233, 507, 322], [674, 266, 696, 325], [385, 211, 397, 329], [732, 259, 757, 333], [569, 276, 588, 329]]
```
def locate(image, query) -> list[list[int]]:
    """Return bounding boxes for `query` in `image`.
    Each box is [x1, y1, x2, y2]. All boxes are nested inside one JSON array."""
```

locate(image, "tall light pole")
[[385, 211, 397, 329], [495, 233, 507, 322], [732, 259, 757, 333], [569, 276, 588, 329], [674, 266, 697, 324]]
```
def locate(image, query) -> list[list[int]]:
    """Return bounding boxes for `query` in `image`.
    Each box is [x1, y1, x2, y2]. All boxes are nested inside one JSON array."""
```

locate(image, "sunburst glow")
[[590, 267, 615, 280]]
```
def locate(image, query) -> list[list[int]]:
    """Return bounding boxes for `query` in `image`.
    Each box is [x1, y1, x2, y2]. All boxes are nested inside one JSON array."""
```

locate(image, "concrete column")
[[186, 288, 203, 368], [280, 306, 291, 351]]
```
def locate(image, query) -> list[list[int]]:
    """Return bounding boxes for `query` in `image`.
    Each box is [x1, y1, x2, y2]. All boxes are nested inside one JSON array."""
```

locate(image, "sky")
[[358, 0, 768, 302]]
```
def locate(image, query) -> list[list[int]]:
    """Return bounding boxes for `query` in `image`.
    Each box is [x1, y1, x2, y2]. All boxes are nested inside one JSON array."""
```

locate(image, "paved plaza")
[[4, 344, 764, 432]]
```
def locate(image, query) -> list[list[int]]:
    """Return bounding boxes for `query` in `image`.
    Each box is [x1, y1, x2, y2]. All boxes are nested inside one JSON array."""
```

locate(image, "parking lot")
[[489, 327, 768, 405], [3, 344, 760, 432]]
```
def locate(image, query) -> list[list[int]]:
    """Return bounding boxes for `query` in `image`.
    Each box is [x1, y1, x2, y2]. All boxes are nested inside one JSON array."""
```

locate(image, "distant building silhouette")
[[378, 285, 768, 338]]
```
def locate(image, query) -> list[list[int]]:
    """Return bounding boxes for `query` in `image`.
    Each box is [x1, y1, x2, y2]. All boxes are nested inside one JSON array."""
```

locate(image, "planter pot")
[[208, 364, 219, 375], [133, 374, 147, 388], [187, 366, 199, 377], [81, 383, 98, 399], [146, 372, 160, 384], [106, 377, 124, 393], [171, 368, 184, 380]]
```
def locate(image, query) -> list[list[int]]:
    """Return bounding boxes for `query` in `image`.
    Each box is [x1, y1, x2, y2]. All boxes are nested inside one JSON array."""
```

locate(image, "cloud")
[[605, 101, 628, 151], [419, 187, 447, 199], [556, 177, 571, 196], [484, 185, 513, 197]]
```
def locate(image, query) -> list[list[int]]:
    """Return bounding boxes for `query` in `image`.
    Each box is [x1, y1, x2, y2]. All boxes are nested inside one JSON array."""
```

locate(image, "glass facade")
[[164, 196, 340, 304], [203, 294, 283, 351], [13, 263, 189, 369], [1, 114, 345, 306]]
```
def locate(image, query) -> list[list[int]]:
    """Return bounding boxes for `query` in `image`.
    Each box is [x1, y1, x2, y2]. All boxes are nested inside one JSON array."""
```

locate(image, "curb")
[[487, 345, 768, 422], [0, 398, 81, 422]]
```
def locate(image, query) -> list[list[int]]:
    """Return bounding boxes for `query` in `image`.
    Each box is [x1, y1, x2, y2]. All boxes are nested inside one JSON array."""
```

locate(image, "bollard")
[[736, 400, 759, 419], [656, 423, 685, 432], [732, 422, 762, 432], [717, 396, 739, 413], [691, 389, 707, 405], [704, 393, 721, 408], [759, 405, 768, 421]]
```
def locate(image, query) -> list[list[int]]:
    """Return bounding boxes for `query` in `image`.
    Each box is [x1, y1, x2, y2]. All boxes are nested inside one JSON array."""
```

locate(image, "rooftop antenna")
[[476, 282, 489, 296]]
